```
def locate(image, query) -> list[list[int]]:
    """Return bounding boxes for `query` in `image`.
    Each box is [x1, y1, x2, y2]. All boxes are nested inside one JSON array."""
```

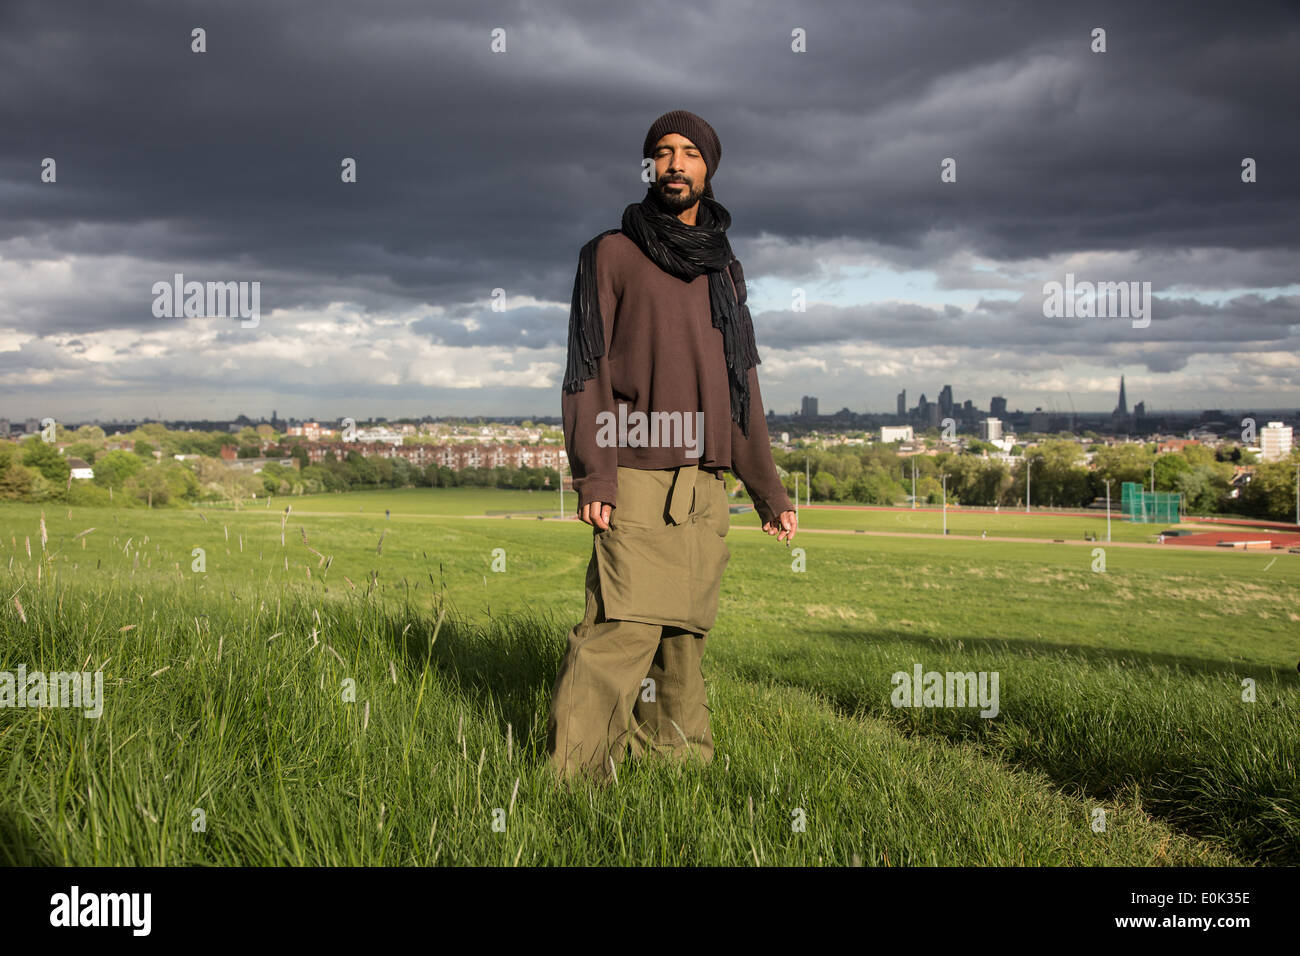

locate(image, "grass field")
[[200, 486, 1261, 543], [1, 490, 1295, 866]]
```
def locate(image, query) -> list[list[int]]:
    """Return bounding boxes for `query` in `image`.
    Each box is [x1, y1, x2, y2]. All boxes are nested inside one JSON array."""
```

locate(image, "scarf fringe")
[[561, 228, 621, 396]]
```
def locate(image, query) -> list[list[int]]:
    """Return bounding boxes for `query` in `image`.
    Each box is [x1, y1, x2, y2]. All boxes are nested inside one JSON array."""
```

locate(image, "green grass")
[[783, 504, 1268, 542], [196, 485, 1268, 541], [235, 486, 567, 517], [0, 493, 1295, 865]]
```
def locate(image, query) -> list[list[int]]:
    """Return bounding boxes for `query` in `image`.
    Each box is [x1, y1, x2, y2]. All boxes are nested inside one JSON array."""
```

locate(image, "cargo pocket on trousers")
[[693, 517, 730, 633], [594, 516, 729, 633]]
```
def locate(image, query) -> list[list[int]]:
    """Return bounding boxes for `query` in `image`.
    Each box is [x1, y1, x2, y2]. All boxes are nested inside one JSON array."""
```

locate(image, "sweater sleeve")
[[561, 238, 620, 512], [730, 363, 795, 526]]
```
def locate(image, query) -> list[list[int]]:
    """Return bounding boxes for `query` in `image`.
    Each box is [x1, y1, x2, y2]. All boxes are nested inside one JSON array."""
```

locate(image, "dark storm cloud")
[[746, 290, 1300, 356], [0, 0, 1297, 413]]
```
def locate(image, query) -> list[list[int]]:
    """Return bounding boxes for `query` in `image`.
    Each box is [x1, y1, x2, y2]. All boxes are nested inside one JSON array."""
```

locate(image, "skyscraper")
[[939, 384, 954, 418], [1115, 376, 1128, 416], [897, 389, 906, 417]]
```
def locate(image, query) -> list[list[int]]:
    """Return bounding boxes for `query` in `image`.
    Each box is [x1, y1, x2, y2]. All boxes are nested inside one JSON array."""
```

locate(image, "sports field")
[[1, 490, 1295, 865]]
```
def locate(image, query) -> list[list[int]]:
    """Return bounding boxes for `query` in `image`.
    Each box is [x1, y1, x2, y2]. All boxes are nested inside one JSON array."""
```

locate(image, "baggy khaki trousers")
[[546, 463, 731, 783]]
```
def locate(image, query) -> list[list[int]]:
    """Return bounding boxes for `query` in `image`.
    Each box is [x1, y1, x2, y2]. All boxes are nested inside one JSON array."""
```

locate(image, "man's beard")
[[652, 176, 704, 213]]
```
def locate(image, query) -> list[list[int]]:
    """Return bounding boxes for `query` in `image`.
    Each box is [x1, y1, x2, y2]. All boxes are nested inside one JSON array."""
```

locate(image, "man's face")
[[651, 133, 708, 214]]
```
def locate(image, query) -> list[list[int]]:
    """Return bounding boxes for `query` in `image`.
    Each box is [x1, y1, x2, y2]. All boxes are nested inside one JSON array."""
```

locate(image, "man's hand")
[[579, 500, 613, 530], [762, 509, 797, 543]]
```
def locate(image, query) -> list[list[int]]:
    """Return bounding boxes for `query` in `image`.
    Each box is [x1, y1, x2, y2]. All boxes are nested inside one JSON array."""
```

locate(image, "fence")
[[1120, 481, 1182, 523]]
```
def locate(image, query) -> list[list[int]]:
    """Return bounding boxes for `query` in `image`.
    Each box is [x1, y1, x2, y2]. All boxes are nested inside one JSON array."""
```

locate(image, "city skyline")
[[11, 374, 1300, 435]]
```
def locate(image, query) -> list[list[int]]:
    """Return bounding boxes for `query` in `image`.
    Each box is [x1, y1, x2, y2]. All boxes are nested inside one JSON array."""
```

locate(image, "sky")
[[2, 0, 1298, 425]]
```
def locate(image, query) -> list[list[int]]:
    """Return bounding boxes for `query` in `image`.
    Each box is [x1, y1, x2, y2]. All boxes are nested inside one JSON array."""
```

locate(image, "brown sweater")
[[562, 232, 795, 525]]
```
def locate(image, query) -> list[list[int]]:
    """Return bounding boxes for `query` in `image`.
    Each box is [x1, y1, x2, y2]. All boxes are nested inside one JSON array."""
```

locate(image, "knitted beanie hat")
[[643, 109, 721, 199]]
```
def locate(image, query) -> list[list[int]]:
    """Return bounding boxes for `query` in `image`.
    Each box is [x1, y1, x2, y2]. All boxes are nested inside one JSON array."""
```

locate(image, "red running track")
[[1167, 530, 1300, 549]]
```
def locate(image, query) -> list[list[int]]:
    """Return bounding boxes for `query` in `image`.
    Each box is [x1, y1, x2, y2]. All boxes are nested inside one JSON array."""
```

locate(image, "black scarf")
[[561, 189, 761, 437]]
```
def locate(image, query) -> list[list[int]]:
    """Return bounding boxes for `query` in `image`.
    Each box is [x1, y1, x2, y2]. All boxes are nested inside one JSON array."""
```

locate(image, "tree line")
[[773, 436, 1296, 520], [4, 423, 1295, 522]]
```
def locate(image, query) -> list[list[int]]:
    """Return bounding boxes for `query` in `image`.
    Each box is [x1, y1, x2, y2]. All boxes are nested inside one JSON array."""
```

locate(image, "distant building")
[[896, 389, 906, 417], [354, 427, 404, 446], [66, 457, 94, 480], [226, 457, 297, 474], [800, 396, 819, 418], [880, 425, 913, 443], [979, 418, 1003, 441], [286, 421, 333, 441], [297, 440, 567, 473], [1260, 422, 1293, 462], [990, 396, 1007, 418]]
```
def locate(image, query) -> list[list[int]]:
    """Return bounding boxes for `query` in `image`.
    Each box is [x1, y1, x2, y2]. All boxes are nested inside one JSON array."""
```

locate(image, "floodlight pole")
[[941, 473, 948, 534], [1025, 458, 1031, 514], [911, 458, 916, 510], [1104, 478, 1111, 542]]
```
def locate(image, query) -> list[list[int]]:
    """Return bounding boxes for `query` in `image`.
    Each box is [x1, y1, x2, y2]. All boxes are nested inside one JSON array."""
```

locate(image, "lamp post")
[[1025, 457, 1032, 514]]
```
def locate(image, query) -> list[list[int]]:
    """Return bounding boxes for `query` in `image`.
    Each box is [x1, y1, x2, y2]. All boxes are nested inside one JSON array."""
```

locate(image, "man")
[[546, 109, 797, 784]]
